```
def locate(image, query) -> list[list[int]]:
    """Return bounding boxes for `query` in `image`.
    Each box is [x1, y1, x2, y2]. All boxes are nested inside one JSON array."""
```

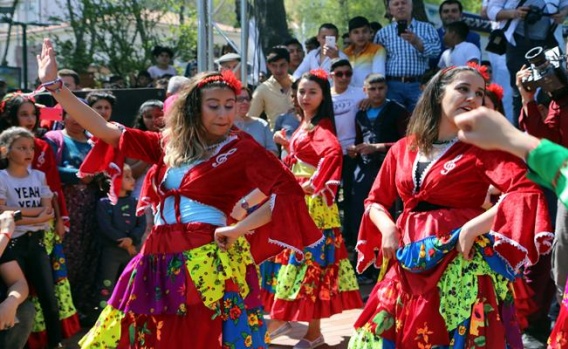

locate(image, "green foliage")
[[49, 0, 198, 76], [285, 0, 387, 37]]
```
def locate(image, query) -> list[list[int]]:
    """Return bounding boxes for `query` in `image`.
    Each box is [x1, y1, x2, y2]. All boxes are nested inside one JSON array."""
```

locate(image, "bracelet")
[[240, 198, 250, 211], [41, 78, 63, 94]]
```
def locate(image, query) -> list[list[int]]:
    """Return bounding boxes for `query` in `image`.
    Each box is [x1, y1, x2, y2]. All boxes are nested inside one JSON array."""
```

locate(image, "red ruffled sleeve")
[[306, 120, 343, 206], [79, 127, 163, 204], [356, 143, 400, 273], [242, 140, 323, 264], [476, 148, 553, 273]]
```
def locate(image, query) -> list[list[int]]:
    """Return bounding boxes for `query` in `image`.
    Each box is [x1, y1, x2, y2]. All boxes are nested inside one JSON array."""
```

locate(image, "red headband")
[[197, 69, 242, 94]]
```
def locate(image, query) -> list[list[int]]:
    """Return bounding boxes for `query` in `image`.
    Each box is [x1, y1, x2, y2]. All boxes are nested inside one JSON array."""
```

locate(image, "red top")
[[285, 119, 342, 206], [519, 97, 568, 146], [33, 137, 68, 221], [357, 137, 553, 274], [81, 126, 323, 264]]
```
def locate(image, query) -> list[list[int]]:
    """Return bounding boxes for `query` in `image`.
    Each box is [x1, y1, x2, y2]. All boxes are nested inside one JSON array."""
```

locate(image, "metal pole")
[[197, 0, 206, 73], [21, 23, 27, 90], [240, 0, 248, 83], [206, 0, 214, 71]]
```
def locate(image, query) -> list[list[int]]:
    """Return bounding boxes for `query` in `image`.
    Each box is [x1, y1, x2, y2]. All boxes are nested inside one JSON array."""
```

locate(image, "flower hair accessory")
[[467, 62, 490, 82], [197, 70, 242, 94], [309, 68, 329, 80], [486, 83, 504, 101], [0, 92, 36, 115]]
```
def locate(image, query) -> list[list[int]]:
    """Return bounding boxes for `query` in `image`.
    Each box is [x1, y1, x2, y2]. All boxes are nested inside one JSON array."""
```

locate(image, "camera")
[[521, 46, 568, 100], [525, 5, 545, 25]]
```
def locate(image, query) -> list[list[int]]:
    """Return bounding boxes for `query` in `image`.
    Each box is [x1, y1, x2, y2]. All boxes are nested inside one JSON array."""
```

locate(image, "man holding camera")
[[518, 62, 568, 333], [374, 0, 440, 112], [487, 0, 568, 125]]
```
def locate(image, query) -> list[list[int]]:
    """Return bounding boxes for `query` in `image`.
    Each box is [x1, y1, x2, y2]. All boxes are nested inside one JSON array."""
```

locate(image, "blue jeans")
[[386, 81, 422, 112], [0, 300, 36, 349]]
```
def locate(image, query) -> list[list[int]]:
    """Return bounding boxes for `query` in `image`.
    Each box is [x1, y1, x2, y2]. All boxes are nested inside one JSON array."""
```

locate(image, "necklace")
[[205, 137, 227, 151], [432, 137, 457, 145]]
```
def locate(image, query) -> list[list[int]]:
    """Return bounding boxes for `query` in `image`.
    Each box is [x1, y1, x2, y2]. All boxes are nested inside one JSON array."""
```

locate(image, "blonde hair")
[[0, 126, 34, 157], [162, 72, 237, 167], [407, 66, 484, 155]]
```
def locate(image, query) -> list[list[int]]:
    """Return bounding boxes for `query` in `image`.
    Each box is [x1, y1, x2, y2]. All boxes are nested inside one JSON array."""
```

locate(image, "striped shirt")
[[374, 19, 441, 77]]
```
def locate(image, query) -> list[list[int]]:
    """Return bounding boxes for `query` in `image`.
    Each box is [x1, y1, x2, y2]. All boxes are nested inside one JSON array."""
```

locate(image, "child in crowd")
[[438, 21, 481, 68], [349, 74, 409, 255], [0, 127, 64, 349], [95, 164, 146, 310], [147, 46, 177, 80]]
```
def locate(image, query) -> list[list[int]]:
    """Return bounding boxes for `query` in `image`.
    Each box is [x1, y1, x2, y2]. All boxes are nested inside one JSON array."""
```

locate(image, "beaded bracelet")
[[41, 78, 63, 94]]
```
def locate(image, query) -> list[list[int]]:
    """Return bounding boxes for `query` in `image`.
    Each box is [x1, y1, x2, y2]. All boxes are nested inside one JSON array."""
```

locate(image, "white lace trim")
[[136, 196, 153, 217], [490, 229, 554, 272], [412, 138, 458, 193], [355, 240, 379, 273], [535, 231, 555, 254]]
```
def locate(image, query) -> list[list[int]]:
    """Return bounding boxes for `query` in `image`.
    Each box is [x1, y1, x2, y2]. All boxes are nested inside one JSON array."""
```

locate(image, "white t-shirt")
[[147, 65, 177, 79], [438, 41, 481, 68], [331, 86, 366, 154], [0, 169, 53, 238]]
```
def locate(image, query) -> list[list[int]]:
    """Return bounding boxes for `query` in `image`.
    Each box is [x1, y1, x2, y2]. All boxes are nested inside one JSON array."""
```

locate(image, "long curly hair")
[[162, 71, 240, 167], [407, 66, 485, 155], [0, 93, 39, 133]]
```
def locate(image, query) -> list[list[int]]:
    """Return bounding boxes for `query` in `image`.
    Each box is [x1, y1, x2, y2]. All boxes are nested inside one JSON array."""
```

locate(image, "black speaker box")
[[35, 88, 166, 127]]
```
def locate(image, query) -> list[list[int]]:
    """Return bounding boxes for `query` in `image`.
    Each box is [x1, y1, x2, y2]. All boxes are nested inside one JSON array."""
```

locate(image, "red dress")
[[79, 127, 323, 348], [350, 137, 552, 349], [261, 120, 363, 321]]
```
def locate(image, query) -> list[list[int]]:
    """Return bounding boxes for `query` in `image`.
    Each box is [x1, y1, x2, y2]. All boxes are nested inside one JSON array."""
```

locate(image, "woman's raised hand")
[[36, 38, 59, 84]]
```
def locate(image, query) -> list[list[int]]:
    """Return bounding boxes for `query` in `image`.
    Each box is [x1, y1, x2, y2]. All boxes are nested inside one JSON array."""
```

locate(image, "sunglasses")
[[332, 71, 353, 78], [237, 97, 251, 102]]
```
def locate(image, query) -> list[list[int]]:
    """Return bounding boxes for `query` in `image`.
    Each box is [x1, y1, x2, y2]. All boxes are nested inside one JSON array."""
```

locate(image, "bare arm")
[[37, 39, 122, 147], [215, 202, 272, 250]]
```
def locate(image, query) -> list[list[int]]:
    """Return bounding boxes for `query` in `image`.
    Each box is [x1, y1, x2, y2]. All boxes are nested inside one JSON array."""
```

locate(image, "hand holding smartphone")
[[397, 20, 408, 36], [325, 36, 336, 48]]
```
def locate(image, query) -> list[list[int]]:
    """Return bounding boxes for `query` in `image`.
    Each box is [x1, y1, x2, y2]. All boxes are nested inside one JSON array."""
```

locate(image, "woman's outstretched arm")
[[37, 38, 122, 147]]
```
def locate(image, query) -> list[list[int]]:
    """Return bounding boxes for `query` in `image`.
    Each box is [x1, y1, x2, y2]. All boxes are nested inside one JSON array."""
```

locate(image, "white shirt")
[[487, 0, 567, 46], [438, 42, 481, 68], [331, 86, 366, 154], [292, 48, 349, 80], [147, 65, 178, 79]]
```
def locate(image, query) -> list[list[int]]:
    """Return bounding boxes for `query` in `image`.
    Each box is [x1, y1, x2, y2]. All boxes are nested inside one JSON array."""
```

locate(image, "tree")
[[253, 0, 292, 52], [49, 0, 197, 77]]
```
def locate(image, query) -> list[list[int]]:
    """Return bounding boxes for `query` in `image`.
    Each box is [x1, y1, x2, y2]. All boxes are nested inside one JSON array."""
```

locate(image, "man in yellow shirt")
[[249, 46, 294, 130], [343, 16, 386, 88]]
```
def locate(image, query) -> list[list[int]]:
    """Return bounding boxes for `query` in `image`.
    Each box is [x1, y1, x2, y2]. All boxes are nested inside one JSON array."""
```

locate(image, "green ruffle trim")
[[79, 306, 123, 348]]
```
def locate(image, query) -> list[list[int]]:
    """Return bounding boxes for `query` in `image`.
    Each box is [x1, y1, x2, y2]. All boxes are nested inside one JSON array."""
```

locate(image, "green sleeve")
[[526, 139, 568, 206]]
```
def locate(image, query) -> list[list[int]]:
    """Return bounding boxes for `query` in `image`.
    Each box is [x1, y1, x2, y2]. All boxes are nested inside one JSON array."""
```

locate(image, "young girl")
[[349, 66, 552, 348], [261, 69, 362, 349], [0, 127, 64, 349], [95, 164, 145, 310], [37, 38, 322, 349], [0, 94, 80, 348]]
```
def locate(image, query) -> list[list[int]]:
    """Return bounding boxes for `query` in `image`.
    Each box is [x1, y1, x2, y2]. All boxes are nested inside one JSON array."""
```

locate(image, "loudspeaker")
[[35, 88, 166, 126]]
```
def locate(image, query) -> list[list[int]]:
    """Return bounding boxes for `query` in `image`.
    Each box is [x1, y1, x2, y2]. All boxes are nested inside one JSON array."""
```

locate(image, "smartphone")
[[13, 210, 22, 222], [397, 20, 408, 36], [325, 36, 336, 48]]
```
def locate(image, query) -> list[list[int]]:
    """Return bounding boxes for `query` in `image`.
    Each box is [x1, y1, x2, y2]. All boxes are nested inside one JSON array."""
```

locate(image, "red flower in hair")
[[467, 62, 490, 82], [197, 70, 242, 94], [486, 83, 504, 102], [309, 68, 329, 80]]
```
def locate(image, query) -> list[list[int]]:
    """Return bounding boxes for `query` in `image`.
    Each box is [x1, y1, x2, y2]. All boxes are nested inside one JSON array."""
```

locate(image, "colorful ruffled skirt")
[[79, 222, 268, 349], [549, 281, 568, 348], [261, 194, 362, 321], [349, 229, 524, 349], [28, 224, 81, 349]]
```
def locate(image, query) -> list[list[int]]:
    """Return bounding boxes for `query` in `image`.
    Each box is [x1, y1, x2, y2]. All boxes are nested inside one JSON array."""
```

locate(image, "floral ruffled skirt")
[[349, 230, 524, 349], [28, 224, 81, 349], [261, 195, 362, 321], [79, 223, 268, 349], [549, 281, 568, 348]]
